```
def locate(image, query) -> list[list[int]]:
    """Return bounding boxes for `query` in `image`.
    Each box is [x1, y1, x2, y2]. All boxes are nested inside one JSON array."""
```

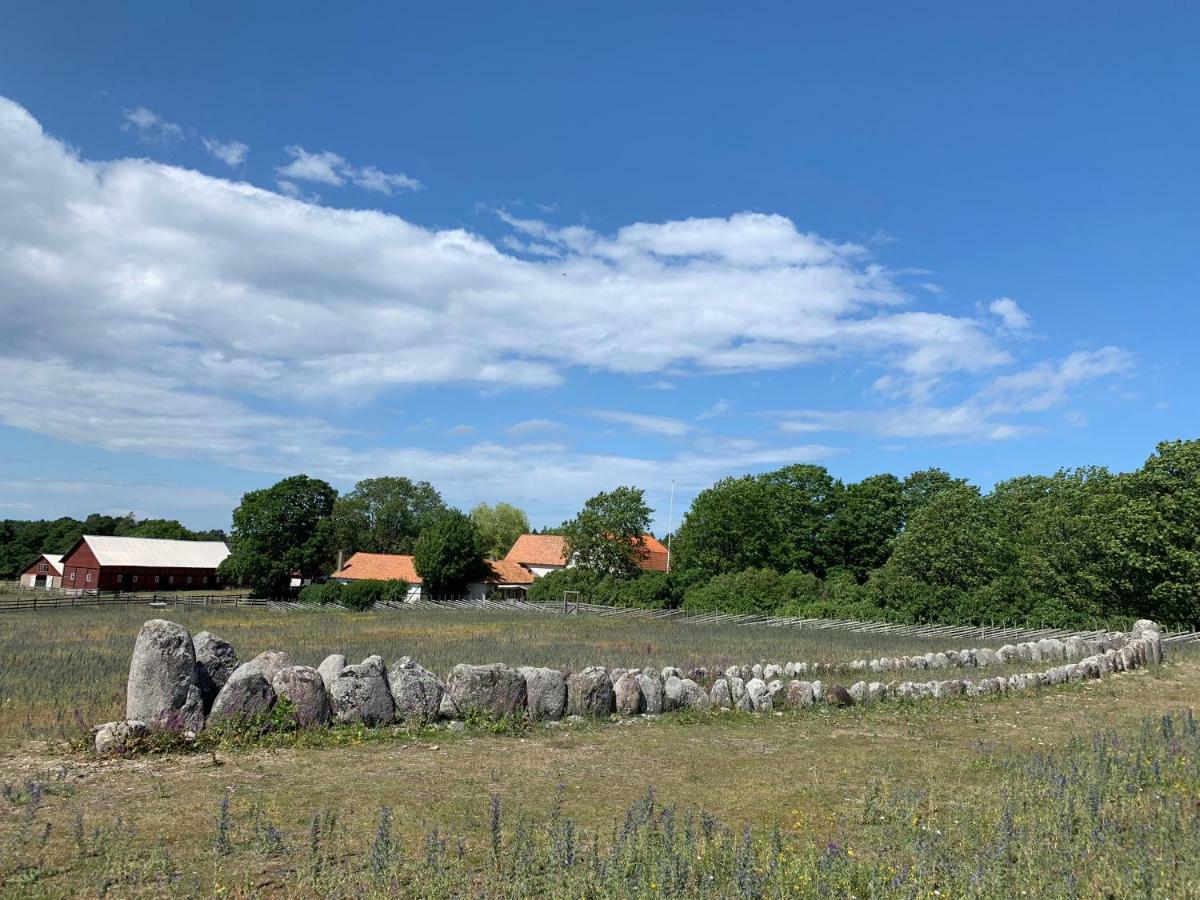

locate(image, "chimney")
[[336, 550, 345, 572]]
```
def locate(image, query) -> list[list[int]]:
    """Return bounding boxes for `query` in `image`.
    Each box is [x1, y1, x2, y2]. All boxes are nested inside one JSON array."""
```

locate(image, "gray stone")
[[445, 663, 527, 719], [724, 665, 741, 680], [317, 654, 346, 692], [763, 664, 782, 680], [209, 662, 276, 723], [784, 662, 797, 677], [811, 680, 824, 703], [193, 631, 238, 712], [751, 664, 764, 680], [668, 677, 711, 711], [95, 720, 147, 755], [125, 619, 204, 732], [766, 679, 786, 705], [709, 677, 734, 709], [867, 682, 884, 702], [744, 677, 771, 712], [245, 650, 293, 684], [661, 666, 682, 682], [848, 681, 867, 703], [614, 671, 644, 716], [825, 684, 854, 707], [387, 657, 444, 722], [636, 673, 664, 715], [272, 665, 331, 728], [519, 666, 567, 721], [785, 679, 814, 708], [329, 656, 395, 726], [567, 666, 614, 717], [998, 644, 1018, 662]]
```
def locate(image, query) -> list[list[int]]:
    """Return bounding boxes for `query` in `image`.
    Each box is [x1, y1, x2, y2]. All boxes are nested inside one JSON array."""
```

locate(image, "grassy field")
[[0, 605, 992, 746], [0, 607, 1197, 897]]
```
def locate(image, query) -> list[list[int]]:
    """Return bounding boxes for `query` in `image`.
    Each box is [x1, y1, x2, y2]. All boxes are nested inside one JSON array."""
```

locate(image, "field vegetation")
[[0, 607, 1195, 896], [0, 606, 1005, 746]]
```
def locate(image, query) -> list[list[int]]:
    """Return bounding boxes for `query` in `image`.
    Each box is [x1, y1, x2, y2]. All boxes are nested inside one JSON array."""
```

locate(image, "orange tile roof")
[[333, 552, 421, 583], [481, 559, 536, 585], [504, 534, 568, 566], [504, 533, 670, 572]]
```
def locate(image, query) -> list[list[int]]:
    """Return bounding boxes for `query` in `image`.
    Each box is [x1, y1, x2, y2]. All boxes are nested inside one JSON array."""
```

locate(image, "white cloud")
[[446, 424, 476, 436], [697, 398, 732, 420], [506, 418, 565, 436], [278, 145, 421, 194], [773, 348, 1132, 442], [989, 297, 1032, 331], [584, 409, 693, 437], [202, 136, 249, 167], [122, 106, 184, 141]]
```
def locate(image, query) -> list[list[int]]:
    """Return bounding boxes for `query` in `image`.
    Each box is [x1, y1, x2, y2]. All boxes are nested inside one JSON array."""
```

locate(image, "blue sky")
[[0, 2, 1196, 533]]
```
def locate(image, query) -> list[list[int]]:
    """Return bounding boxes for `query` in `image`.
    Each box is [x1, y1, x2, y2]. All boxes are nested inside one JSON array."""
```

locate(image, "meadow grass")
[[0, 605, 989, 745], [0, 654, 1197, 897]]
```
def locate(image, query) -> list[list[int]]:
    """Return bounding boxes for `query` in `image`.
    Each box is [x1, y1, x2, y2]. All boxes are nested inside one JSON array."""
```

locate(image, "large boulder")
[[636, 673, 664, 715], [785, 680, 814, 709], [614, 671, 644, 716], [825, 684, 854, 707], [245, 650, 293, 683], [95, 720, 148, 755], [193, 631, 238, 712], [709, 678, 734, 709], [317, 654, 347, 692], [272, 665, 331, 728], [445, 663, 527, 719], [387, 657, 445, 722], [745, 677, 771, 712], [329, 656, 395, 726], [519, 666, 567, 721], [567, 666, 614, 717], [126, 619, 204, 732], [665, 676, 710, 711], [209, 662, 276, 723]]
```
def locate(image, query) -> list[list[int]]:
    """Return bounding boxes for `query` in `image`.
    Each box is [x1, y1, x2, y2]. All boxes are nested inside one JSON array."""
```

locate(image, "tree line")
[[0, 513, 226, 580]]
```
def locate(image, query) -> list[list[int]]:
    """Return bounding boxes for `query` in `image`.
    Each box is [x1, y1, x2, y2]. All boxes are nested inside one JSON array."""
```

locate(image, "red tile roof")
[[504, 533, 670, 572], [333, 552, 421, 583], [504, 534, 569, 567], [481, 559, 536, 585]]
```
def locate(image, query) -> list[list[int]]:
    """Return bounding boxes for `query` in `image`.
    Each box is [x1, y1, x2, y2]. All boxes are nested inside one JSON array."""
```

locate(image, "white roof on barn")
[[44, 554, 63, 572], [82, 535, 229, 569]]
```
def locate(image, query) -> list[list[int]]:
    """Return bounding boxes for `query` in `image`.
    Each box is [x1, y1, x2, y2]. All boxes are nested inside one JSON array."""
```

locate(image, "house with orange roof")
[[504, 533, 670, 575], [331, 552, 534, 601]]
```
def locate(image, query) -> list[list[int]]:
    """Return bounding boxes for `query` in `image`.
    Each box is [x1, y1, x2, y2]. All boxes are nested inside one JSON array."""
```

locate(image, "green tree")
[[826, 473, 903, 581], [219, 475, 338, 599], [131, 519, 198, 541], [561, 486, 653, 578], [760, 464, 843, 575], [900, 468, 968, 527], [412, 510, 487, 597], [671, 476, 776, 581], [332, 476, 447, 556], [470, 502, 530, 558]]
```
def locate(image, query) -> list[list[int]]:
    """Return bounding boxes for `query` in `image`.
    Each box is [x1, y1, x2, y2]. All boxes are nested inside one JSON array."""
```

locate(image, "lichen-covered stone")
[[126, 619, 204, 732]]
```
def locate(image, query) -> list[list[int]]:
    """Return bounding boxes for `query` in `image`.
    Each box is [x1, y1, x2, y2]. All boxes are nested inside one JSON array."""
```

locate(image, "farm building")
[[504, 533, 670, 574], [331, 552, 534, 601], [18, 553, 64, 589], [59, 535, 230, 592]]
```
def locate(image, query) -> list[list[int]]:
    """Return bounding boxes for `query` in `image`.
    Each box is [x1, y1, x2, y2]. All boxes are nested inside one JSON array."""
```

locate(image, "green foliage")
[[527, 567, 680, 609], [298, 581, 342, 606], [340, 579, 400, 611], [560, 486, 653, 578], [825, 473, 903, 582], [413, 510, 487, 597], [332, 477, 447, 556], [219, 475, 338, 600], [469, 502, 531, 559]]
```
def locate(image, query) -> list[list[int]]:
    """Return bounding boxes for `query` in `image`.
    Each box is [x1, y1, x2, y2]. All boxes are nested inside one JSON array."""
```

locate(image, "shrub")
[[298, 581, 342, 606], [340, 579, 389, 611]]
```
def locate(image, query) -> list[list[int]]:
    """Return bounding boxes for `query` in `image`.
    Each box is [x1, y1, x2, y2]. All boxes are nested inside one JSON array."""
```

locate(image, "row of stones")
[[841, 630, 1138, 675], [97, 619, 1165, 754]]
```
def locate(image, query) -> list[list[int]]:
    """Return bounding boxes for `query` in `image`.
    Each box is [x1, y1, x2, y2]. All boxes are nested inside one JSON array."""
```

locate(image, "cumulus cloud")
[[202, 136, 249, 167], [773, 348, 1132, 442], [506, 419, 565, 436], [989, 297, 1032, 331], [122, 106, 184, 141], [278, 145, 421, 194]]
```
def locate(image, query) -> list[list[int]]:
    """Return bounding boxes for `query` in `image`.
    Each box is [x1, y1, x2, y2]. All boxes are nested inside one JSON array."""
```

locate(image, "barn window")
[[85, 572, 92, 583], [37, 562, 47, 573], [69, 571, 76, 582], [132, 575, 138, 584], [155, 575, 160, 584], [186, 576, 193, 585], [168, 575, 174, 584]]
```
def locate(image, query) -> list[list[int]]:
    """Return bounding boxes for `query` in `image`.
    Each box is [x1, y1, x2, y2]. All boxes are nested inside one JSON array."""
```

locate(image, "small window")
[[132, 575, 138, 584], [155, 575, 160, 584], [203, 575, 209, 584], [168, 575, 174, 584], [37, 562, 47, 573], [69, 571, 76, 582], [85, 572, 92, 583], [186, 576, 193, 585]]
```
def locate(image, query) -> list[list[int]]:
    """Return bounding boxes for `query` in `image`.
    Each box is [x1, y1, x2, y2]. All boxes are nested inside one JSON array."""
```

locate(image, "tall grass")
[[0, 605, 981, 743], [4, 710, 1198, 896]]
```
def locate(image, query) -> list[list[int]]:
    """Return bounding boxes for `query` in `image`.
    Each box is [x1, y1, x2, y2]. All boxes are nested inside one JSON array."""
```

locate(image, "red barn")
[[60, 535, 230, 592], [19, 554, 64, 589]]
